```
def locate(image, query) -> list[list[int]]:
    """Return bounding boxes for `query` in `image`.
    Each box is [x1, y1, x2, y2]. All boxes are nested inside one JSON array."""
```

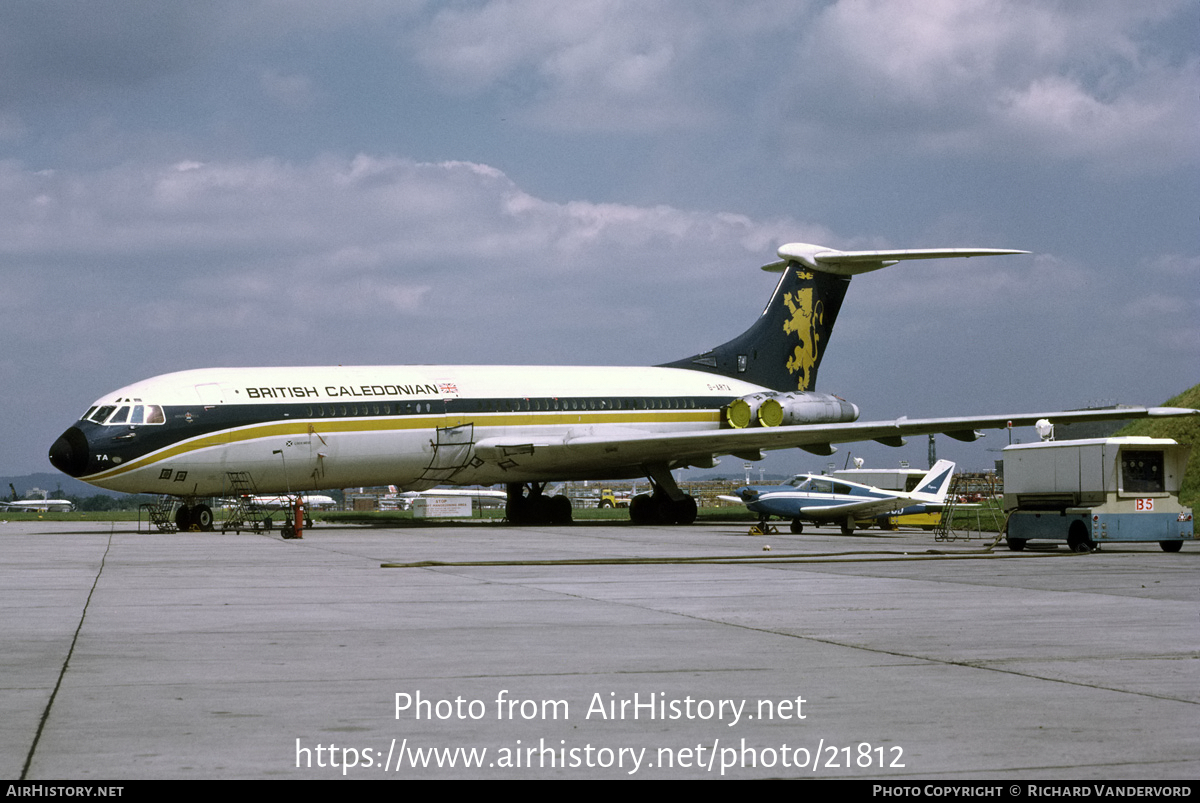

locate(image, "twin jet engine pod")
[[722, 391, 860, 428]]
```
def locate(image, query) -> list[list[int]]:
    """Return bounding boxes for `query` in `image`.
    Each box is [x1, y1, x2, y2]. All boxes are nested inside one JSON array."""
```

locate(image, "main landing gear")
[[628, 466, 697, 525], [175, 502, 214, 532], [505, 483, 574, 525], [629, 489, 697, 525], [503, 467, 699, 526]]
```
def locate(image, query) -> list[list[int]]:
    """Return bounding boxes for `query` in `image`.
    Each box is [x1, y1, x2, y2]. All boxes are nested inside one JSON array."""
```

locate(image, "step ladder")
[[221, 472, 271, 533], [140, 496, 179, 533], [934, 474, 1005, 543]]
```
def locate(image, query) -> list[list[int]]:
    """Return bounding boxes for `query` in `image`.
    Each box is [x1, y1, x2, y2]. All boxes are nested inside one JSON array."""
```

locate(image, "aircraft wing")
[[781, 498, 913, 520], [718, 490, 931, 520], [487, 406, 1197, 474]]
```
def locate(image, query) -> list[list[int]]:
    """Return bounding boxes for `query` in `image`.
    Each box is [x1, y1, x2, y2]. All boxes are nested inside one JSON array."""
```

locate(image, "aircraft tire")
[[629, 494, 653, 524], [1006, 537, 1026, 552], [550, 494, 573, 524], [671, 496, 697, 525], [1160, 540, 1183, 553], [175, 505, 193, 531], [194, 504, 214, 532], [840, 517, 855, 536], [505, 497, 527, 525], [790, 519, 804, 534]]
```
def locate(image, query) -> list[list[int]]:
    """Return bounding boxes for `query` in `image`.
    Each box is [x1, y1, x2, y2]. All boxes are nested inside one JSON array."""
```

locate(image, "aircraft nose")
[[49, 427, 90, 477]]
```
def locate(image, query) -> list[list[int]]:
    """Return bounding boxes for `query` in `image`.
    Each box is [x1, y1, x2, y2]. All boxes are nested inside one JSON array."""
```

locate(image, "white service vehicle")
[[1002, 437, 1193, 552]]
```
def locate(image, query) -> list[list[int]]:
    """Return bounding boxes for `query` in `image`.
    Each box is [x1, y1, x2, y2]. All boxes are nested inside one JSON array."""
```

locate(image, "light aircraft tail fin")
[[662, 244, 1027, 392], [911, 459, 956, 501]]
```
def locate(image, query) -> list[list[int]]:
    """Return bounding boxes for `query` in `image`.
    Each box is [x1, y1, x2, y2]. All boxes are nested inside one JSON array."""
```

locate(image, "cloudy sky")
[[4, 0, 1197, 479]]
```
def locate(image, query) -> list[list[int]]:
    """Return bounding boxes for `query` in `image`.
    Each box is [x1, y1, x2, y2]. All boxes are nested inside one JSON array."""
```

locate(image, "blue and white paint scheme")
[[732, 460, 957, 534]]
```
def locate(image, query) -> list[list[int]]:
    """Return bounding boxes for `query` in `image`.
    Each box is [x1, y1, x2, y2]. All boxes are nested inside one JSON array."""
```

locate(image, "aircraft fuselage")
[[50, 364, 857, 497]]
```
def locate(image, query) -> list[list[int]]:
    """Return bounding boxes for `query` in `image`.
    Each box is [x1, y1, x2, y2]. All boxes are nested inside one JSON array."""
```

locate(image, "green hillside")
[[1116, 384, 1200, 508]]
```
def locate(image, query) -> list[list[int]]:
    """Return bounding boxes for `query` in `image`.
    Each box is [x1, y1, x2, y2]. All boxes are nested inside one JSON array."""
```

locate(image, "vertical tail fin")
[[661, 253, 851, 391], [662, 244, 1027, 392], [912, 460, 956, 501]]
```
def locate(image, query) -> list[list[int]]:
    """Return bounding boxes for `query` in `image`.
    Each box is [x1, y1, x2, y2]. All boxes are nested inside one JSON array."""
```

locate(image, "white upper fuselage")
[[61, 364, 770, 497]]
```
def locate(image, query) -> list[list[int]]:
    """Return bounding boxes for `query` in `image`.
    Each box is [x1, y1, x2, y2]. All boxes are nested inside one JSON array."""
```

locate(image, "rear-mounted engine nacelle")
[[722, 391, 859, 428]]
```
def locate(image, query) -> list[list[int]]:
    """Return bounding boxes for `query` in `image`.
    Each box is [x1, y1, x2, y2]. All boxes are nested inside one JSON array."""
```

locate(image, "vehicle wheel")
[[1067, 522, 1093, 553], [1160, 540, 1183, 553], [175, 505, 193, 530], [599, 499, 613, 508], [1006, 538, 1026, 552], [194, 504, 214, 531], [790, 519, 804, 534], [840, 517, 855, 536]]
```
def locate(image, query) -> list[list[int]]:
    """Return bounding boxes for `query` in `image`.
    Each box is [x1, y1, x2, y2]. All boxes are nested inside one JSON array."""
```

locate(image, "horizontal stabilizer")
[[764, 244, 1029, 276]]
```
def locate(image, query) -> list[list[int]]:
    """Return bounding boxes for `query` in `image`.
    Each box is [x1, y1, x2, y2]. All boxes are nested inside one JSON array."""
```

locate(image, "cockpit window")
[[88, 406, 115, 423], [87, 403, 166, 425]]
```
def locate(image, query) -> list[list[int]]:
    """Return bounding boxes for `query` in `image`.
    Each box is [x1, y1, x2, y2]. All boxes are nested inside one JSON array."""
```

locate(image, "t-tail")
[[662, 243, 1028, 392]]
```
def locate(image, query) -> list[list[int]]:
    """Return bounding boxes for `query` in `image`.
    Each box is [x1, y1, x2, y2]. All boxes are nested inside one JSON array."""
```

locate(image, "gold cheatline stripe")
[[85, 409, 720, 481]]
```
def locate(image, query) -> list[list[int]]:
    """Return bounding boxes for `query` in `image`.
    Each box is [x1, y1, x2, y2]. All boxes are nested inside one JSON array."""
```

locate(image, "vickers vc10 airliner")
[[48, 242, 1194, 528]]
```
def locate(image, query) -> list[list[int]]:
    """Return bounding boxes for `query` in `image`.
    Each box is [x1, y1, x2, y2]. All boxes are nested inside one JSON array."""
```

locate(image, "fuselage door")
[[411, 423, 476, 490]]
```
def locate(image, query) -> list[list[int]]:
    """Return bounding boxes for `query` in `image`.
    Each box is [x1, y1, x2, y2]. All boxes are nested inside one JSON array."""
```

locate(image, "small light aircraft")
[[48, 242, 1196, 528], [727, 459, 957, 534]]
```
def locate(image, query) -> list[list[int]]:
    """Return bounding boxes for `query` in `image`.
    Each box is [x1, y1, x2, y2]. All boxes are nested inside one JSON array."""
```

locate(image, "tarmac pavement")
[[2, 518, 1196, 779]]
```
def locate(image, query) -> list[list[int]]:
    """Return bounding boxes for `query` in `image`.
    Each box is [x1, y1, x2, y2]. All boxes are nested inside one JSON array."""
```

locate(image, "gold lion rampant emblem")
[[782, 284, 823, 390]]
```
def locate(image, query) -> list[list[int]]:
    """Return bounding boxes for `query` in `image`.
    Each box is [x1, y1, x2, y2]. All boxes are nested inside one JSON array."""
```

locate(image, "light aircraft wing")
[[719, 490, 929, 521], [774, 497, 916, 520]]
